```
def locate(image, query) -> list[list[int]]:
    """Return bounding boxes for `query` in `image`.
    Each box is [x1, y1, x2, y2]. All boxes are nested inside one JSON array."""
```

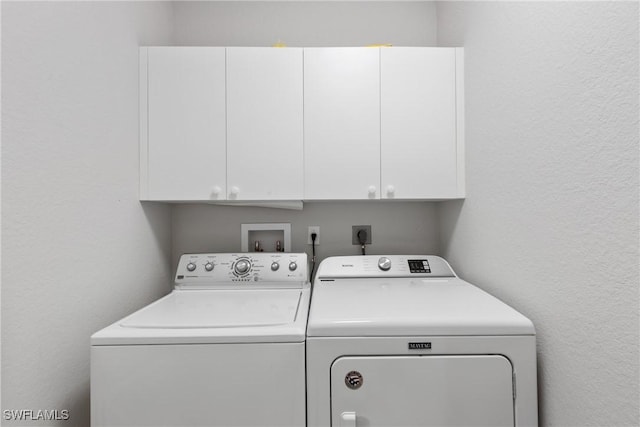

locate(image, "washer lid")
[[121, 289, 301, 328], [307, 278, 535, 337], [92, 288, 310, 345]]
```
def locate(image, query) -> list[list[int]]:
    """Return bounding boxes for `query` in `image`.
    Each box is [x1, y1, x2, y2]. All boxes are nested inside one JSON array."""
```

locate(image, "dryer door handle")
[[340, 412, 357, 427]]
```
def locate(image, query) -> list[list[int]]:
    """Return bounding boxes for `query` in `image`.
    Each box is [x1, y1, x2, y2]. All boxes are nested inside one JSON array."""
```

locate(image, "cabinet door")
[[226, 48, 303, 200], [331, 355, 514, 427], [143, 47, 226, 201], [381, 48, 460, 199], [304, 48, 380, 200]]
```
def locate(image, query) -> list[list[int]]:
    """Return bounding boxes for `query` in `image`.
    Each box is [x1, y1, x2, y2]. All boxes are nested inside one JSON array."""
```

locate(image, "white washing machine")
[[91, 252, 309, 427], [306, 255, 538, 427]]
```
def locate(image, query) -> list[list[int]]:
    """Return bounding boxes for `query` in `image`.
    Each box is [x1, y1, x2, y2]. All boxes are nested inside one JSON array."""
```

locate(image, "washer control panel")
[[175, 253, 308, 287]]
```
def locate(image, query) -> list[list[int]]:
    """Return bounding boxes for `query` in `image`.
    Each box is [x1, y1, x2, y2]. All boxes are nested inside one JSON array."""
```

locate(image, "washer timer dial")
[[234, 259, 251, 275]]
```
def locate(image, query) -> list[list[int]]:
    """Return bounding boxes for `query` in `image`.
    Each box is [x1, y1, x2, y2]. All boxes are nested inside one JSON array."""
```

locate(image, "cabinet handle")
[[386, 185, 395, 197], [368, 185, 377, 196], [211, 186, 222, 197], [340, 412, 356, 427], [229, 186, 240, 198]]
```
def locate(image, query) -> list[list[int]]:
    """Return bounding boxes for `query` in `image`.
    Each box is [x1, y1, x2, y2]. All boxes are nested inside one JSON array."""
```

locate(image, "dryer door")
[[331, 355, 514, 427]]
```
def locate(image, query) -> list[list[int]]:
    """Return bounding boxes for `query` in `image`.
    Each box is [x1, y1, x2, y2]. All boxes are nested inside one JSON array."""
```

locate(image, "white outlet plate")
[[308, 226, 320, 245]]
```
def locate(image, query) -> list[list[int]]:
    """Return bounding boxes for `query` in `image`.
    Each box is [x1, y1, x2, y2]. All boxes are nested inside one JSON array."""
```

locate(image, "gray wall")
[[170, 1, 443, 270], [172, 202, 442, 275], [1, 2, 173, 425], [436, 2, 639, 426], [172, 1, 437, 47]]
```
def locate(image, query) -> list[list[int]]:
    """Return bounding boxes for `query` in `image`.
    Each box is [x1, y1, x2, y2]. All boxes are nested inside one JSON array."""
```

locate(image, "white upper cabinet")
[[140, 46, 464, 202], [226, 48, 303, 200], [381, 47, 464, 199], [304, 48, 381, 200], [141, 47, 226, 201]]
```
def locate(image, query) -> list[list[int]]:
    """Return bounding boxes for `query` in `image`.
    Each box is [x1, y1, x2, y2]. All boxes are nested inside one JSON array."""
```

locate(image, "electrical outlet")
[[352, 225, 372, 245], [308, 226, 320, 245]]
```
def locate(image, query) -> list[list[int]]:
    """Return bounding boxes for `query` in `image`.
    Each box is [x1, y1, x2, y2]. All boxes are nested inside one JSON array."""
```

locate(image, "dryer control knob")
[[288, 261, 298, 271], [378, 257, 392, 271], [204, 262, 214, 272], [186, 262, 197, 272], [271, 262, 280, 271], [234, 259, 250, 275]]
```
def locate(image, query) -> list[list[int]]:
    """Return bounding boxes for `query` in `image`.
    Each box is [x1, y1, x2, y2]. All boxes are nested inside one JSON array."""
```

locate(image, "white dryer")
[[91, 252, 309, 427], [306, 255, 538, 427]]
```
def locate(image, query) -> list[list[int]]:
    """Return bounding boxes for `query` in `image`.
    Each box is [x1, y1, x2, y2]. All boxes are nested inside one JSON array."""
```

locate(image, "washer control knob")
[[186, 262, 197, 272], [204, 262, 214, 272], [271, 262, 280, 271], [288, 261, 298, 271], [378, 257, 392, 271], [234, 259, 250, 275]]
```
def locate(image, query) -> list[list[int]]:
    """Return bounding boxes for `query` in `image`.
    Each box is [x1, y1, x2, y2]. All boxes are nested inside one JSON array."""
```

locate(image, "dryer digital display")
[[408, 259, 431, 273]]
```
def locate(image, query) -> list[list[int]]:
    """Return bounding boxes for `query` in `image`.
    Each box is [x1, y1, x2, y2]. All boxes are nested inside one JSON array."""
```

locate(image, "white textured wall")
[[171, 1, 442, 266], [1, 2, 173, 425], [436, 2, 639, 426]]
